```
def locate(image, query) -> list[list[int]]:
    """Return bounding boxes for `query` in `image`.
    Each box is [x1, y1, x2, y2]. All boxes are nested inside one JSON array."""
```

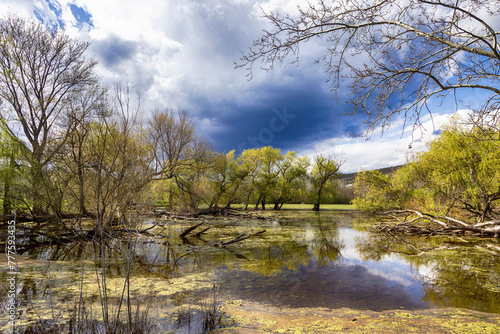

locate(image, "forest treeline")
[[0, 15, 349, 231]]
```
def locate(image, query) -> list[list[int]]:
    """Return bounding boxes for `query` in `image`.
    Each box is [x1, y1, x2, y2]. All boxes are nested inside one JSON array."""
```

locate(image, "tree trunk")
[[313, 184, 323, 211], [179, 221, 205, 237], [30, 145, 46, 217], [168, 186, 174, 211], [31, 166, 43, 217]]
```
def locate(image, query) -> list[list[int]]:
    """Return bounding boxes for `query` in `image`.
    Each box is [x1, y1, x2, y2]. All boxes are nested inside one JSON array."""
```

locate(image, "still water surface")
[[219, 227, 429, 311], [211, 210, 499, 313], [2, 209, 499, 331]]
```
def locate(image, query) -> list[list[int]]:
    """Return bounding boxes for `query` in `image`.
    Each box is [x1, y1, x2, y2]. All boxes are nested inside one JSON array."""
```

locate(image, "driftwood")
[[178, 218, 267, 247], [213, 230, 267, 248], [192, 227, 211, 237], [378, 210, 500, 238], [178, 221, 205, 237]]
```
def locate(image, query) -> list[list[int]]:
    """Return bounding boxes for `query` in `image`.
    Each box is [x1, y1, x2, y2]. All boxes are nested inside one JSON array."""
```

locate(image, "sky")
[[0, 0, 484, 172]]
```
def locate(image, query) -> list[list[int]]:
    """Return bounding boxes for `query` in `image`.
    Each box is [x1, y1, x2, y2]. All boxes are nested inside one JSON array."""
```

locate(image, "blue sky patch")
[[70, 4, 94, 29]]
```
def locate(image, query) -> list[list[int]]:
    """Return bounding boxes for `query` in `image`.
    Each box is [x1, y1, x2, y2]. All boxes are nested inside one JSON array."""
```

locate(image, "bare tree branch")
[[237, 0, 500, 137]]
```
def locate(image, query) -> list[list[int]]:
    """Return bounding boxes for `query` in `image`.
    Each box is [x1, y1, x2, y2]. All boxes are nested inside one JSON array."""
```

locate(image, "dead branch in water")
[[178, 221, 205, 237], [213, 230, 267, 248], [192, 227, 211, 237], [378, 210, 500, 238]]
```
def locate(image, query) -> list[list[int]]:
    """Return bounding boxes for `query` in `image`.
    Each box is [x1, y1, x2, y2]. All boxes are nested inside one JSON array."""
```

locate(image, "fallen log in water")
[[192, 227, 211, 237], [379, 210, 500, 238], [178, 221, 205, 237], [213, 230, 267, 248]]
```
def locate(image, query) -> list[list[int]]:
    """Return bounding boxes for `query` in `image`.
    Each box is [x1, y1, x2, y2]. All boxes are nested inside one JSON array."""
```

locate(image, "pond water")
[[210, 210, 499, 313], [1, 209, 499, 332]]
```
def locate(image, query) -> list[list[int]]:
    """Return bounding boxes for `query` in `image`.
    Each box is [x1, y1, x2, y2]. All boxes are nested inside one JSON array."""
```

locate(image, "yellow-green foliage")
[[352, 169, 395, 213], [353, 120, 500, 220], [417, 123, 500, 219]]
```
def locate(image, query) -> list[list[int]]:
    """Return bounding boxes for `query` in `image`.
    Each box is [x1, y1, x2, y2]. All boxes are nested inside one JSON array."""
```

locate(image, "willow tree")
[[417, 123, 500, 222], [148, 108, 215, 209], [311, 154, 341, 211], [239, 0, 500, 135], [271, 151, 309, 210], [0, 125, 27, 216], [238, 146, 284, 210], [0, 15, 98, 216], [208, 150, 245, 210]]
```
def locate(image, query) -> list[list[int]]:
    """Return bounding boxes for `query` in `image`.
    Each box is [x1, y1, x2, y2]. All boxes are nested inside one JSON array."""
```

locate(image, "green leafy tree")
[[352, 169, 395, 213], [0, 126, 27, 216], [271, 152, 309, 210], [170, 137, 214, 211], [310, 154, 341, 211], [208, 150, 251, 209], [417, 122, 500, 221], [354, 120, 500, 222], [238, 146, 284, 210], [236, 148, 261, 209]]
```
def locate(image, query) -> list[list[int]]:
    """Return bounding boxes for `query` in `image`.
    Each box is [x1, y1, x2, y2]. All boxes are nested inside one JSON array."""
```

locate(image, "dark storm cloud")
[[197, 72, 362, 153], [26, 0, 367, 156], [161, 0, 366, 153], [93, 35, 138, 68]]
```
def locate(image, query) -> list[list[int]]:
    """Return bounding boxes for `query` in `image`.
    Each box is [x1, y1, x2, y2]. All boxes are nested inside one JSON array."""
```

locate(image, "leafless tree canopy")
[[238, 0, 500, 136], [0, 15, 98, 161], [148, 109, 200, 179]]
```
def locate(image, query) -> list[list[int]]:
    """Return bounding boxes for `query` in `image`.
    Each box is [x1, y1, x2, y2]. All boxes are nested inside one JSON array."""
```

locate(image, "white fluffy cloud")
[[300, 109, 473, 173]]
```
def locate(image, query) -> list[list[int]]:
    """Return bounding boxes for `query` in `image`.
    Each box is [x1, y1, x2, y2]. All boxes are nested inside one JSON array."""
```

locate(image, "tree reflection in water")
[[355, 220, 500, 313], [1, 211, 499, 332]]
